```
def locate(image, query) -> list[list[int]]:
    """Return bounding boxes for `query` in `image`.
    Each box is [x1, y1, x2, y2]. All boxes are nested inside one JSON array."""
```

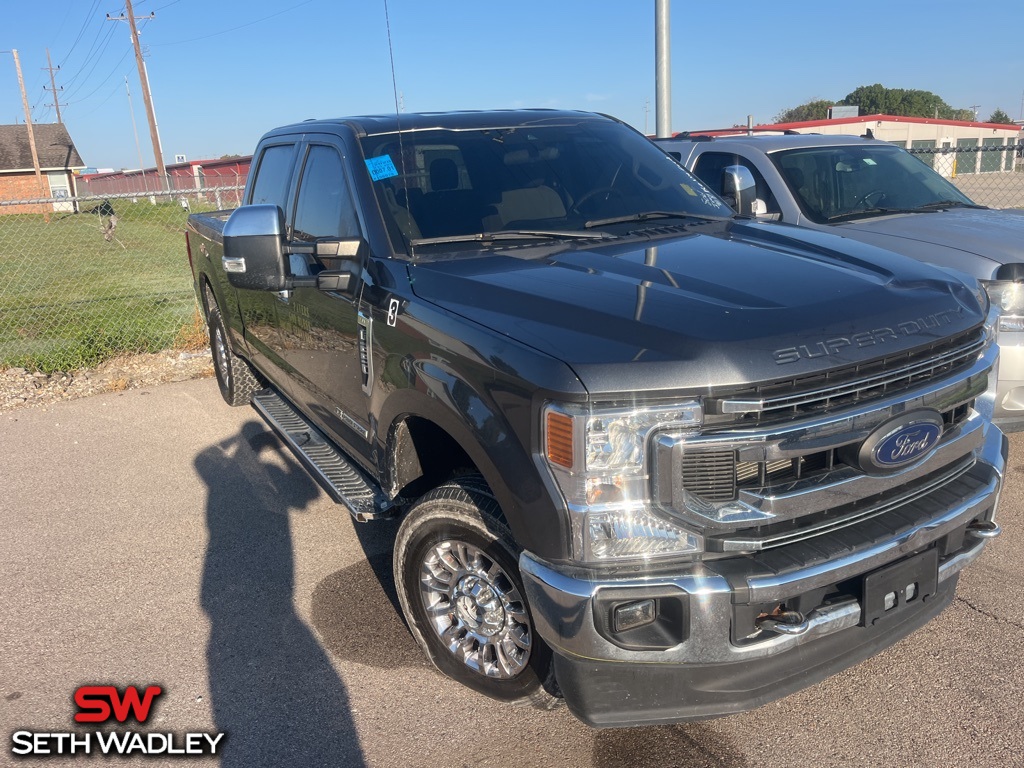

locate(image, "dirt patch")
[[1, 349, 215, 413]]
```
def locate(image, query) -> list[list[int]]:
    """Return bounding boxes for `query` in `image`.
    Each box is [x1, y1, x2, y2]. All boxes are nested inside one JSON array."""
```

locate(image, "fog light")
[[613, 599, 657, 633]]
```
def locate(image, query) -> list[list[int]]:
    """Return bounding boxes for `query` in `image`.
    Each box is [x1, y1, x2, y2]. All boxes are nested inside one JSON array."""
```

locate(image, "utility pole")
[[42, 48, 65, 124], [655, 0, 671, 138], [9, 50, 48, 202], [969, 104, 981, 122], [109, 0, 166, 189]]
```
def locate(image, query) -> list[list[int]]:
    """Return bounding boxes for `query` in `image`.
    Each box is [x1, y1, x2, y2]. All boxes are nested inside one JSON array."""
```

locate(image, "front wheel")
[[393, 477, 558, 707]]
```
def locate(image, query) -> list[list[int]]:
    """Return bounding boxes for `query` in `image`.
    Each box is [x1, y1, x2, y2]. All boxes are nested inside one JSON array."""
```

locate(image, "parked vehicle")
[[186, 110, 1004, 727], [656, 132, 1024, 431]]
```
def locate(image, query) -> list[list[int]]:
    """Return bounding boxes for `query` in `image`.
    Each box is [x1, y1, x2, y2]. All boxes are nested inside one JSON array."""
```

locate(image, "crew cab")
[[186, 110, 1005, 727], [656, 132, 1024, 431]]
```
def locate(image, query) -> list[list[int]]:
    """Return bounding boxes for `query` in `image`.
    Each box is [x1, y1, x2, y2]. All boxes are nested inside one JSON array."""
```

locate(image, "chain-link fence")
[[0, 185, 243, 373], [908, 143, 1024, 209]]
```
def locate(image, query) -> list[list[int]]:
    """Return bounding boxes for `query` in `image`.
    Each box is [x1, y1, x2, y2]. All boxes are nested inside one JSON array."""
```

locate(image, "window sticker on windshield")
[[365, 155, 399, 181], [680, 183, 698, 196], [863, 159, 877, 166]]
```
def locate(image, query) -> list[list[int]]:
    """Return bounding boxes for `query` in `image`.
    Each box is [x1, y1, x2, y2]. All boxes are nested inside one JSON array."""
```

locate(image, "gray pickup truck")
[[657, 133, 1024, 432], [186, 110, 1005, 727]]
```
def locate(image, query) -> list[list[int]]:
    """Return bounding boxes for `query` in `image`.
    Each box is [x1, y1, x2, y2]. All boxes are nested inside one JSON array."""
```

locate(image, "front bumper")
[[520, 423, 1007, 727]]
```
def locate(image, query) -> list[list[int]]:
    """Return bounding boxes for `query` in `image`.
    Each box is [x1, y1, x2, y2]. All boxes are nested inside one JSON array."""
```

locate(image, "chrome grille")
[[680, 450, 736, 502], [707, 327, 984, 425], [680, 403, 972, 504]]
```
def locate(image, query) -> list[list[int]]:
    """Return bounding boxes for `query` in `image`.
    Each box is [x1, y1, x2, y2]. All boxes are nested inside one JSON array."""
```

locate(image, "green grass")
[[0, 199, 219, 372]]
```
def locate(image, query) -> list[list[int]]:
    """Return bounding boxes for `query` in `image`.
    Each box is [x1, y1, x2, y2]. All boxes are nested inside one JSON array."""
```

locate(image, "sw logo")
[[10, 685, 225, 758], [74, 684, 163, 723]]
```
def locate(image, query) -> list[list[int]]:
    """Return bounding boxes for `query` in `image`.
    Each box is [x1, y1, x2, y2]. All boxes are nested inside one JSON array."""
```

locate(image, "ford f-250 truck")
[[186, 110, 1005, 727], [656, 132, 1024, 432]]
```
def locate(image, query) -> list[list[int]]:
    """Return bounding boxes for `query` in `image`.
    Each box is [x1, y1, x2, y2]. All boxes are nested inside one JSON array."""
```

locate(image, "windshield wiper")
[[410, 229, 613, 246], [584, 211, 733, 229], [825, 206, 936, 223], [910, 200, 988, 211]]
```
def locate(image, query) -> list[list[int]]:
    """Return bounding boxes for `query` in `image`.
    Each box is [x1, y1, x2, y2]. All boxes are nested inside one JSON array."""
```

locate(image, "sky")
[[2, 0, 1023, 171]]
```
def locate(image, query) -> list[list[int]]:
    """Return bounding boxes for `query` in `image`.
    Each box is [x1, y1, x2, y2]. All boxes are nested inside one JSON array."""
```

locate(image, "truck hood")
[[834, 207, 1024, 278], [408, 221, 984, 396]]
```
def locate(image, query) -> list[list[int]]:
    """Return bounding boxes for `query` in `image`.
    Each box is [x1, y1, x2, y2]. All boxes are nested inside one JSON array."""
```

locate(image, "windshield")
[[770, 144, 977, 224], [358, 118, 732, 253]]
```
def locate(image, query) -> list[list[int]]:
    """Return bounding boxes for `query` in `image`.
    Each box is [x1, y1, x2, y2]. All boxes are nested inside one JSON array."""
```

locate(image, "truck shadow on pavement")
[[194, 420, 366, 768]]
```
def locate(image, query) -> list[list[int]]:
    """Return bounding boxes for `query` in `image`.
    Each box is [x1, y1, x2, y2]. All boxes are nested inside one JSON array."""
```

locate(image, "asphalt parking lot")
[[1, 378, 1022, 768]]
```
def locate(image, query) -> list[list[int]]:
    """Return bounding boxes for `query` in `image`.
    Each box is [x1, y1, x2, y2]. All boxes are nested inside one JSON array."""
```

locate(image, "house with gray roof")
[[0, 123, 85, 214]]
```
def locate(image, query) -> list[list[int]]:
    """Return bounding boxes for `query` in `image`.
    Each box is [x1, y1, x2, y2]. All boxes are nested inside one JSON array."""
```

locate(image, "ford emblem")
[[850, 410, 945, 475]]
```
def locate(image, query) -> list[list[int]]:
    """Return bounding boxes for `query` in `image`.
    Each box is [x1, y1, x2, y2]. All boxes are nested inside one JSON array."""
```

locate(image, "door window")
[[248, 144, 295, 207], [691, 152, 780, 214], [292, 145, 360, 242]]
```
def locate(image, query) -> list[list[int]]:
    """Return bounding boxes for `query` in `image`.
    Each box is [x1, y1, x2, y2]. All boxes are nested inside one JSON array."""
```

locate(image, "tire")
[[208, 306, 262, 407], [394, 476, 559, 708]]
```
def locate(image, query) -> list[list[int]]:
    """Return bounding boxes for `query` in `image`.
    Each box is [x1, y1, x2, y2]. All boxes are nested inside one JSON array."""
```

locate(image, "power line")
[[59, 0, 105, 68], [60, 21, 119, 95], [152, 0, 314, 46], [62, 46, 132, 107]]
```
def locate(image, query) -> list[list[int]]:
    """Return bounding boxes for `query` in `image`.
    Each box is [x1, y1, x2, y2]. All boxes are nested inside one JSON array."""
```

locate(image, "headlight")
[[981, 279, 1024, 333], [544, 402, 705, 564]]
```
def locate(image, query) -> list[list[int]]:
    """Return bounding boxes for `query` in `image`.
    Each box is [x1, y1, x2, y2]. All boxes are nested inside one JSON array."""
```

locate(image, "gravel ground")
[[0, 349, 215, 413]]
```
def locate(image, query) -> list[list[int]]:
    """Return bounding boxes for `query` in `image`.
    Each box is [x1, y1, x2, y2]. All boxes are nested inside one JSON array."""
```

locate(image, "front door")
[[272, 140, 372, 466]]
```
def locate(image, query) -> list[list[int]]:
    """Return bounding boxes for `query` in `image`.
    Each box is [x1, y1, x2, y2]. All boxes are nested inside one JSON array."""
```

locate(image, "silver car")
[[658, 133, 1024, 431]]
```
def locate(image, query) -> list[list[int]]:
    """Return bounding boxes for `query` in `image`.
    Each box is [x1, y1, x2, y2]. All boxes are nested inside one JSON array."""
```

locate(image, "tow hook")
[[967, 520, 1001, 539], [755, 610, 810, 636]]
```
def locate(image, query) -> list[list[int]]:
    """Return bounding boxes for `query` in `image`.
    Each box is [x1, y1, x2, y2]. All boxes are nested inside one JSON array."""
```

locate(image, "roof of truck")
[[267, 109, 613, 138], [654, 133, 880, 154]]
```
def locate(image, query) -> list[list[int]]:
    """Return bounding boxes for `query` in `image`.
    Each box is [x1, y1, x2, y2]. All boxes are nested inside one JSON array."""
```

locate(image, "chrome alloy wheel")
[[213, 324, 230, 381], [418, 539, 532, 679]]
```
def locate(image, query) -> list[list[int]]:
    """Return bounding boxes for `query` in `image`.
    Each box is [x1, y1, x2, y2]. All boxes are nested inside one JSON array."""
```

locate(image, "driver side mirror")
[[722, 165, 759, 216], [223, 204, 288, 291]]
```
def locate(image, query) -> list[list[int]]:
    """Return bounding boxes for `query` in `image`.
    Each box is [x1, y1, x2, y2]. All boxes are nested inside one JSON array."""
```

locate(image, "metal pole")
[[655, 0, 671, 138]]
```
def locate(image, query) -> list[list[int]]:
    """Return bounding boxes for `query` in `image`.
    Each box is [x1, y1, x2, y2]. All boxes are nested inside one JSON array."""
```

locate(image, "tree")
[[773, 85, 991, 125], [773, 98, 834, 123], [987, 108, 1015, 124], [839, 84, 972, 120]]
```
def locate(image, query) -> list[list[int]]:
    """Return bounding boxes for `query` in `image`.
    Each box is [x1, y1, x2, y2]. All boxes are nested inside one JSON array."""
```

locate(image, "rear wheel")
[[208, 306, 261, 406], [394, 476, 558, 707]]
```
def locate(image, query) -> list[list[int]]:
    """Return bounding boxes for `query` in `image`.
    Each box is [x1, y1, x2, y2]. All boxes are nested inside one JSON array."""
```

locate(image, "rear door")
[[234, 140, 300, 392]]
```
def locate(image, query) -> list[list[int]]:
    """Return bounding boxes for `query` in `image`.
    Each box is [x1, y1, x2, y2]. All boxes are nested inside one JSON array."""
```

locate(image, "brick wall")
[[0, 172, 53, 214]]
